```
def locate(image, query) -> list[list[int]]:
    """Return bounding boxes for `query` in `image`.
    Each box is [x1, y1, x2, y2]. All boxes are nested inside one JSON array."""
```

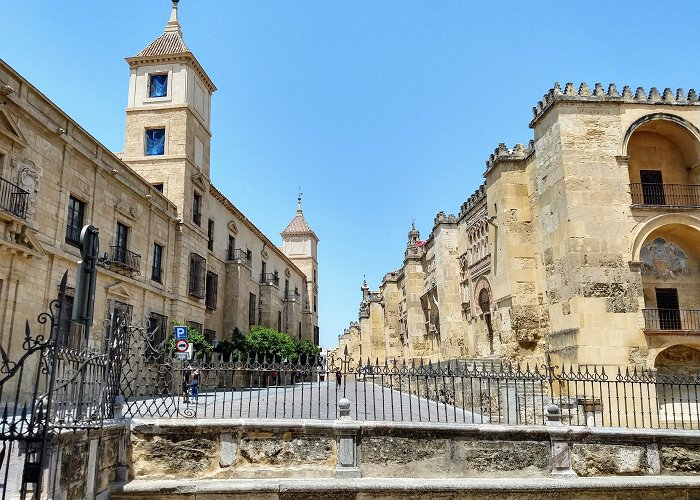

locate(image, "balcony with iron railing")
[[643, 309, 700, 334], [630, 183, 700, 208], [227, 247, 252, 265], [0, 176, 29, 219], [261, 273, 280, 286], [110, 246, 141, 275], [284, 289, 301, 302]]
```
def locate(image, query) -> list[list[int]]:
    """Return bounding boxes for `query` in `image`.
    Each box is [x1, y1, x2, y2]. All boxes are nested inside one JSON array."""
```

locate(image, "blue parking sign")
[[174, 326, 188, 340]]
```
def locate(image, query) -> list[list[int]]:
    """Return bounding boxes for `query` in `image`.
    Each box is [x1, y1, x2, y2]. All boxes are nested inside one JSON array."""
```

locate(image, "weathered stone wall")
[[49, 423, 128, 500], [124, 418, 700, 483]]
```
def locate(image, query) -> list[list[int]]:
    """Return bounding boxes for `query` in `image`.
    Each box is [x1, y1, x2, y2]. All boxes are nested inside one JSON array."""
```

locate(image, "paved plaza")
[[126, 378, 486, 423]]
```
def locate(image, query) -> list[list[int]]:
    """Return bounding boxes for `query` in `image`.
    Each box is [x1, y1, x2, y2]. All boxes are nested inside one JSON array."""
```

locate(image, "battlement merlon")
[[530, 82, 700, 128], [483, 141, 535, 177], [458, 183, 487, 220]]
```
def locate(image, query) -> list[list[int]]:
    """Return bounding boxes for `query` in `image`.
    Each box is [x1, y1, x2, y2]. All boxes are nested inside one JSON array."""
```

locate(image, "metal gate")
[[0, 272, 128, 499]]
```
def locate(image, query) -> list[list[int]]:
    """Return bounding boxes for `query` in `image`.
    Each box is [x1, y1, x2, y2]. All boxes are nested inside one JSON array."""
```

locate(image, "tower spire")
[[165, 0, 182, 35], [297, 188, 303, 213]]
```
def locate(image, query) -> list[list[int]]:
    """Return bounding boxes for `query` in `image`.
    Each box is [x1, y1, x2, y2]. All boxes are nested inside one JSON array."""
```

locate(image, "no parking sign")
[[175, 339, 189, 353]]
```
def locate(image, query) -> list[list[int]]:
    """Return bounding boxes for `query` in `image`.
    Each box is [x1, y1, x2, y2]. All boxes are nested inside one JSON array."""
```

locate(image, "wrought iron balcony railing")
[[285, 289, 301, 301], [261, 273, 280, 286], [643, 308, 700, 333], [110, 246, 141, 275], [0, 176, 29, 219], [227, 247, 252, 264], [630, 183, 700, 207]]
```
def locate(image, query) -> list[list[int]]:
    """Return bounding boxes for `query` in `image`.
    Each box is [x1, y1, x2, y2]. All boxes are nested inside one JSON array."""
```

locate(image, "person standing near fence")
[[190, 369, 200, 402], [335, 367, 342, 388], [182, 365, 192, 403]]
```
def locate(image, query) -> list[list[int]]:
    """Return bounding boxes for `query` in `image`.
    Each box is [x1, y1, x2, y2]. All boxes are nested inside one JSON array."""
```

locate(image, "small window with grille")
[[188, 253, 206, 298], [205, 271, 218, 309]]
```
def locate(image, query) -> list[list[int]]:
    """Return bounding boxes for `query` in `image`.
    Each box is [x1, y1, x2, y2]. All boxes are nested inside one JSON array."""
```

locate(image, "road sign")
[[175, 339, 189, 353], [176, 342, 192, 360], [174, 326, 188, 340]]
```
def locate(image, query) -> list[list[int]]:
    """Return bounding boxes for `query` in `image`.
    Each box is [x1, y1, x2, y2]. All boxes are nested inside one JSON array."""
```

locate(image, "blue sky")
[[3, 1, 699, 348]]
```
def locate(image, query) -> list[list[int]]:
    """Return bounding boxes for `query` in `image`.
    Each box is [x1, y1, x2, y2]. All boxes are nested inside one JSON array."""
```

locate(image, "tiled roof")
[[136, 31, 189, 57], [282, 211, 316, 238]]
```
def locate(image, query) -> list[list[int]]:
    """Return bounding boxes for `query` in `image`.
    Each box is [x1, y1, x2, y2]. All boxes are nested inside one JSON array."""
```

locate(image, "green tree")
[[296, 339, 321, 365], [245, 326, 297, 362], [214, 327, 247, 361]]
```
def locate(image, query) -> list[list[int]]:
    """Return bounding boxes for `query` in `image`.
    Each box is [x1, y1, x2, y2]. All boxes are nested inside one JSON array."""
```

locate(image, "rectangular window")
[[193, 191, 202, 226], [188, 253, 206, 298], [277, 311, 282, 332], [146, 312, 168, 362], [65, 195, 85, 246], [227, 235, 235, 260], [205, 271, 218, 309], [207, 219, 214, 251], [152, 243, 164, 283], [246, 249, 252, 263], [113, 222, 129, 265], [640, 170, 665, 205], [152, 183, 164, 193], [145, 128, 165, 156], [203, 328, 216, 346], [249, 293, 256, 325], [186, 321, 203, 336], [57, 293, 75, 348], [314, 294, 317, 313], [656, 288, 681, 330], [149, 74, 168, 98], [298, 322, 302, 340]]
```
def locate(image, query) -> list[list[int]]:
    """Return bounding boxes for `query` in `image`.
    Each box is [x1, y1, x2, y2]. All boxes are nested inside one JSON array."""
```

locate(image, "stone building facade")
[[0, 2, 319, 362], [339, 82, 700, 372]]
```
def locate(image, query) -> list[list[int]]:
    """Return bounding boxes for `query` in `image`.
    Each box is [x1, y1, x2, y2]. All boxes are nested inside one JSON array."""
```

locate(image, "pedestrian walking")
[[335, 368, 342, 388]]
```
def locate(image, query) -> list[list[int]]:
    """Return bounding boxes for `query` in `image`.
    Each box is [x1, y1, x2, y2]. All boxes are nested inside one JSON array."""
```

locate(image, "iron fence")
[[0, 176, 29, 219], [0, 272, 129, 499], [118, 330, 700, 430], [629, 183, 700, 207], [110, 246, 141, 275], [643, 308, 700, 333]]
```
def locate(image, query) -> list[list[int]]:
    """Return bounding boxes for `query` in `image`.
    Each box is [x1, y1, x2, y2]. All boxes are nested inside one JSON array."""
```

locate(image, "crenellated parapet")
[[530, 82, 700, 126], [459, 183, 487, 220], [433, 210, 457, 226], [484, 141, 535, 172]]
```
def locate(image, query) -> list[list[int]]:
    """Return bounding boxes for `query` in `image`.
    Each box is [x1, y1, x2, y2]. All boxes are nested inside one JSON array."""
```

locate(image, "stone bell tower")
[[122, 0, 216, 221], [281, 193, 319, 343]]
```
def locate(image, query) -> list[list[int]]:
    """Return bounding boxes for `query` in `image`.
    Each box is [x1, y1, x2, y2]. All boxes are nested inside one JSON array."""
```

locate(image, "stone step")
[[110, 476, 700, 500]]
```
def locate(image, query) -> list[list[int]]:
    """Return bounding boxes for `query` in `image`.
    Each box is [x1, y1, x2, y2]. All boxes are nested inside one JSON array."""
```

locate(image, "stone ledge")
[[129, 417, 700, 445], [112, 476, 700, 494]]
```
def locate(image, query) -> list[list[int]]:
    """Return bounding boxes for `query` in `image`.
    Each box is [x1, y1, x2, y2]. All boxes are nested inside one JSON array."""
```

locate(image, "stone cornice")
[[208, 184, 305, 278], [125, 52, 216, 93]]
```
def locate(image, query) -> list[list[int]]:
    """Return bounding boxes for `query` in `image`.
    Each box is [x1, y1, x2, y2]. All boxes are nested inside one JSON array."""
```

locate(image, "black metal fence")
[[630, 183, 700, 207], [643, 308, 700, 333], [0, 273, 128, 499], [0, 176, 29, 219], [119, 330, 700, 430]]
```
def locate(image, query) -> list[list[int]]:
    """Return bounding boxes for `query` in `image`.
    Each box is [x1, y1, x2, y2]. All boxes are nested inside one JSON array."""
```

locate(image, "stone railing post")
[[546, 403, 576, 477], [113, 394, 125, 420], [334, 398, 361, 478]]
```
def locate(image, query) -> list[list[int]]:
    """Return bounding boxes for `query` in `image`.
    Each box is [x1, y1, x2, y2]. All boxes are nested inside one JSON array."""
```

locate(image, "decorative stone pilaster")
[[334, 398, 361, 478], [547, 403, 576, 477]]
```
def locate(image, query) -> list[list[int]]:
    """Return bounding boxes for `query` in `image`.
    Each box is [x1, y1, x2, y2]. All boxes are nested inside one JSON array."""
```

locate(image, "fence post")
[[334, 398, 361, 478], [547, 403, 577, 477]]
